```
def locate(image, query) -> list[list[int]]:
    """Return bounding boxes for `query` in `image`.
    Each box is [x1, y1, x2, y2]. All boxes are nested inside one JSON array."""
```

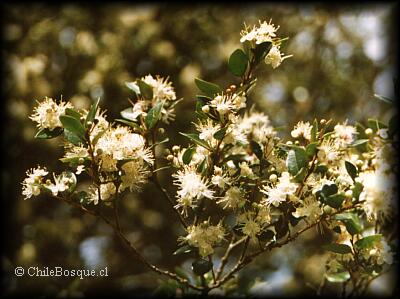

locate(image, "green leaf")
[[374, 93, 394, 104], [115, 119, 141, 131], [334, 212, 363, 235], [60, 115, 86, 139], [286, 147, 307, 176], [179, 132, 211, 150], [34, 127, 64, 139], [355, 234, 382, 249], [65, 108, 82, 121], [293, 167, 307, 183], [345, 161, 358, 181], [173, 245, 196, 256], [253, 41, 272, 64], [197, 157, 208, 175], [125, 81, 140, 95], [194, 78, 222, 98], [192, 259, 213, 276], [351, 182, 363, 200], [250, 140, 263, 161], [85, 98, 100, 127], [137, 80, 153, 100], [145, 102, 163, 129], [349, 139, 369, 147], [75, 191, 90, 205], [228, 49, 248, 77], [182, 146, 195, 165], [325, 271, 350, 283], [311, 119, 318, 142], [306, 142, 318, 158], [323, 243, 352, 254], [368, 118, 387, 132], [321, 183, 338, 197], [257, 230, 275, 242], [213, 127, 227, 140], [63, 129, 83, 146], [120, 107, 138, 121], [325, 194, 345, 209]]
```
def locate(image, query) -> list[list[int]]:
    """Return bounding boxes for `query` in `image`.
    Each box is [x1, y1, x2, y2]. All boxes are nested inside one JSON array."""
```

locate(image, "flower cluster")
[[30, 97, 73, 130]]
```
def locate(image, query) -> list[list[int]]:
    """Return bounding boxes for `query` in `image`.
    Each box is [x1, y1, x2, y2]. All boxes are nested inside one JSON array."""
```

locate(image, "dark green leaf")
[[334, 212, 363, 235], [60, 115, 86, 138], [179, 132, 211, 150], [306, 142, 318, 158], [85, 98, 100, 127], [34, 127, 63, 139], [250, 140, 263, 161], [65, 108, 81, 121], [213, 127, 227, 140], [311, 119, 318, 142], [137, 80, 153, 100], [257, 230, 275, 242], [286, 147, 307, 176], [145, 101, 163, 129], [63, 129, 84, 145], [192, 259, 213, 276], [323, 243, 352, 254], [194, 78, 222, 98], [355, 234, 382, 249], [182, 147, 195, 165], [115, 119, 141, 131], [253, 41, 272, 64], [325, 271, 350, 283], [173, 245, 195, 255], [228, 49, 248, 77], [325, 194, 345, 209], [351, 182, 363, 200], [321, 183, 338, 197], [293, 167, 307, 183], [76, 191, 90, 205], [345, 161, 358, 181]]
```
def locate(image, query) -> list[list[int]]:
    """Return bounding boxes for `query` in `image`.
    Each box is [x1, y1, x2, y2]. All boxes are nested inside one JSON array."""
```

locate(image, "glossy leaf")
[[85, 98, 100, 127], [182, 146, 195, 165], [194, 78, 222, 98], [253, 41, 272, 64], [345, 161, 358, 181], [192, 259, 213, 276], [138, 80, 153, 100], [213, 127, 227, 140], [334, 212, 363, 235], [60, 115, 86, 138], [355, 234, 382, 249], [179, 132, 211, 150], [325, 271, 350, 283], [34, 127, 63, 139], [228, 49, 248, 76], [323, 243, 352, 254], [286, 147, 307, 176], [145, 102, 163, 129]]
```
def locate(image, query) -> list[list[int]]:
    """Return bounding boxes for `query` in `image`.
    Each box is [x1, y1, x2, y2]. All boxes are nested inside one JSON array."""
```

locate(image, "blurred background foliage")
[[1, 3, 397, 297]]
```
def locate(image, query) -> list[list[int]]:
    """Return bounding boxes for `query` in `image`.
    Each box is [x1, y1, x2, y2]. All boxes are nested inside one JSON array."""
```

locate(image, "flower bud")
[[172, 145, 180, 153], [356, 160, 363, 167], [323, 205, 332, 214], [158, 127, 165, 134], [345, 190, 353, 198], [320, 119, 326, 125], [365, 128, 373, 136], [269, 173, 278, 183], [225, 88, 232, 93], [202, 105, 210, 113], [286, 141, 293, 145], [167, 155, 174, 161], [230, 85, 237, 91], [78, 158, 85, 164]]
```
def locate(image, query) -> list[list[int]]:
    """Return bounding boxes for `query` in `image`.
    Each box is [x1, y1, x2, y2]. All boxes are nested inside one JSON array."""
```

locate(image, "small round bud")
[[230, 84, 237, 91], [365, 128, 373, 136], [78, 158, 85, 164], [167, 155, 174, 161], [252, 202, 258, 208], [225, 88, 232, 93], [34, 176, 41, 183], [294, 140, 300, 145], [286, 141, 293, 145], [45, 179, 52, 185], [345, 190, 353, 198], [158, 127, 165, 134], [320, 119, 327, 125], [323, 205, 333, 214], [214, 167, 222, 176], [327, 168, 334, 175], [172, 145, 180, 153], [356, 160, 363, 167], [270, 167, 276, 172], [202, 105, 210, 113], [96, 148, 103, 155], [269, 174, 278, 183], [164, 149, 171, 155], [86, 121, 93, 127]]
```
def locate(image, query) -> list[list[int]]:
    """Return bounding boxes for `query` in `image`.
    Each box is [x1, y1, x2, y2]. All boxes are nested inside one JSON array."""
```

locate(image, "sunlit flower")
[[30, 97, 73, 130], [22, 166, 48, 199], [142, 74, 176, 102], [334, 122, 357, 145], [89, 182, 116, 205], [217, 186, 245, 209], [292, 195, 322, 222], [291, 121, 312, 140]]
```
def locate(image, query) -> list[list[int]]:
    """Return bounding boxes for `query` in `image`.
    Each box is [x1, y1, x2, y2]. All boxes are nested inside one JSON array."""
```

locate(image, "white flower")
[[291, 121, 312, 140], [142, 74, 176, 101], [22, 166, 48, 199], [217, 186, 245, 209], [211, 166, 231, 189], [47, 172, 76, 196], [120, 160, 150, 192], [179, 221, 225, 257], [334, 122, 357, 145], [30, 97, 73, 130], [292, 196, 322, 222], [317, 139, 341, 164], [239, 20, 279, 44], [239, 162, 255, 178], [265, 45, 283, 69], [262, 172, 298, 207], [89, 182, 116, 205], [196, 119, 221, 143], [173, 167, 214, 214], [238, 212, 262, 240]]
